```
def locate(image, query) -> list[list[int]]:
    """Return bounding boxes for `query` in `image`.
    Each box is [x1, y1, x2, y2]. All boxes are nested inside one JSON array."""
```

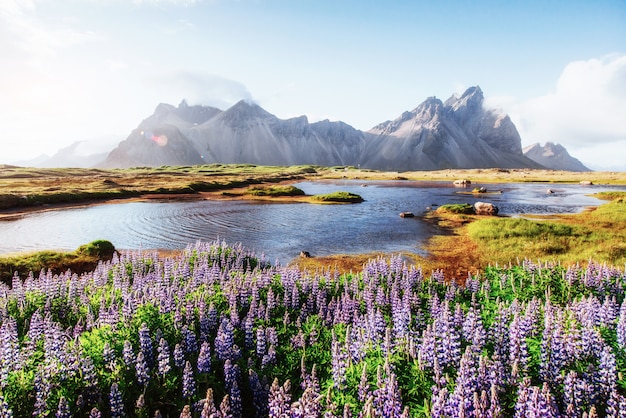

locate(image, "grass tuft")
[[312, 191, 363, 203], [437, 203, 475, 214], [245, 185, 306, 197]]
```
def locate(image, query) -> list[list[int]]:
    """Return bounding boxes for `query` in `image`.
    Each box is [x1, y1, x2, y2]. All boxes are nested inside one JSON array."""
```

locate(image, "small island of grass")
[[312, 191, 364, 203], [436, 203, 475, 214], [244, 185, 306, 197]]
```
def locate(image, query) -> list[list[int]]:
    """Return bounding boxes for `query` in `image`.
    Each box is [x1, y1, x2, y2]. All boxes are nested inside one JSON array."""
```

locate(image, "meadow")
[[1, 240, 626, 417], [2, 165, 626, 417]]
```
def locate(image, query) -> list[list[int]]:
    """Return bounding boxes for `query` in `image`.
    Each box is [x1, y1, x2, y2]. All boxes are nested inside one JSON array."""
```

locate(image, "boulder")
[[453, 179, 471, 186], [474, 202, 499, 216], [399, 212, 415, 218], [300, 251, 311, 258]]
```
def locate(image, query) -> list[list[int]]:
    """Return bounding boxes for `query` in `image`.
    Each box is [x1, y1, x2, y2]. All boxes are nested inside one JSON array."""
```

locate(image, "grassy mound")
[[0, 240, 116, 284], [312, 191, 363, 203], [436, 203, 475, 214], [245, 185, 306, 197]]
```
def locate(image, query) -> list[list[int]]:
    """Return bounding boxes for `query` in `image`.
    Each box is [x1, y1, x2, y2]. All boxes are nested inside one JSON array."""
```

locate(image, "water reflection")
[[0, 180, 624, 263]]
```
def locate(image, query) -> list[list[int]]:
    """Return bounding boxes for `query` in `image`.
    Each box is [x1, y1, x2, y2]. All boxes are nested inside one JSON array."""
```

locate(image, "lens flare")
[[152, 135, 168, 146]]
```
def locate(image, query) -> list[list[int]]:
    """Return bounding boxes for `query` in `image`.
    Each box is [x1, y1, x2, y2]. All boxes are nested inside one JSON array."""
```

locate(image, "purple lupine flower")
[[266, 327, 278, 347], [32, 369, 51, 417], [89, 407, 101, 418], [256, 327, 266, 359], [290, 386, 322, 418], [207, 302, 219, 332], [430, 386, 448, 418], [215, 317, 235, 362], [123, 340, 135, 370], [182, 360, 196, 400], [183, 326, 198, 354], [540, 310, 568, 385], [358, 363, 371, 403], [616, 300, 626, 348], [433, 303, 461, 369], [157, 338, 171, 377], [462, 307, 487, 350], [174, 343, 185, 368], [0, 394, 13, 418], [509, 312, 530, 381], [262, 344, 276, 368], [597, 344, 617, 399], [55, 396, 71, 418], [515, 380, 559, 418], [197, 341, 211, 373], [224, 360, 242, 418], [109, 383, 125, 418], [103, 342, 116, 370], [135, 351, 150, 387], [249, 369, 269, 418], [447, 346, 478, 417], [606, 387, 626, 418], [138, 322, 154, 368], [563, 370, 587, 418], [244, 316, 255, 350], [331, 330, 348, 390], [268, 378, 291, 418], [372, 364, 403, 418]]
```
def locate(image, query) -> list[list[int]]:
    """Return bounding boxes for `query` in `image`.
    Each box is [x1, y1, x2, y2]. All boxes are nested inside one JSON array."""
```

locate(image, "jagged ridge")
[[100, 86, 568, 170]]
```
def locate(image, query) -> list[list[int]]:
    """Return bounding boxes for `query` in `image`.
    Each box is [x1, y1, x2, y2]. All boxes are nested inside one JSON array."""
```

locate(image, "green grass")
[[465, 197, 626, 266], [312, 191, 364, 203], [595, 191, 626, 202], [437, 203, 475, 214], [245, 185, 306, 197], [0, 240, 115, 284]]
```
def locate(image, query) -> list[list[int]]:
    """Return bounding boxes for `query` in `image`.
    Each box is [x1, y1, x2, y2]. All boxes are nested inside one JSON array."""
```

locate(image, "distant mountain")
[[98, 86, 573, 171], [523, 142, 590, 172], [360, 86, 541, 170], [38, 140, 113, 168], [102, 100, 367, 168]]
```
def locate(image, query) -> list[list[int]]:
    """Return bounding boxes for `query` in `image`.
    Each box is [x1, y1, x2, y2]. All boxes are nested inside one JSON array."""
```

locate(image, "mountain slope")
[[102, 100, 369, 168], [523, 142, 590, 172], [361, 86, 542, 170]]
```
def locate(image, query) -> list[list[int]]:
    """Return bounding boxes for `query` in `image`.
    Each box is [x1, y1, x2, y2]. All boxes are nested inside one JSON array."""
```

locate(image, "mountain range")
[[36, 86, 591, 171]]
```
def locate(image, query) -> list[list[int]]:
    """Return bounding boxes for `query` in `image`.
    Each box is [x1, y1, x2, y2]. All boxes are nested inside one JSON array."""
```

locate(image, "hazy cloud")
[[156, 71, 254, 109], [511, 54, 626, 147]]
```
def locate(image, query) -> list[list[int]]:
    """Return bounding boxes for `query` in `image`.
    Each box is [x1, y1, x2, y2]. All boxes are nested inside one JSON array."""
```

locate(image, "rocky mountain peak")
[[523, 142, 590, 172]]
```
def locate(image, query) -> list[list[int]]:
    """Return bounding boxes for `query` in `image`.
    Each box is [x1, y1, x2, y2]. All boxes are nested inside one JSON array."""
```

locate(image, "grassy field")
[[2, 164, 626, 213]]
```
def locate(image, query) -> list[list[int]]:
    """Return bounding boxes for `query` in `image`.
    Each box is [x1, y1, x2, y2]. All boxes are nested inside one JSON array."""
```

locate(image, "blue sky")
[[1, 0, 625, 169]]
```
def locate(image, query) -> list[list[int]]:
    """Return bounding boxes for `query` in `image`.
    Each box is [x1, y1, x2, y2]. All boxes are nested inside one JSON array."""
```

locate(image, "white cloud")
[[487, 54, 626, 170], [511, 54, 626, 146]]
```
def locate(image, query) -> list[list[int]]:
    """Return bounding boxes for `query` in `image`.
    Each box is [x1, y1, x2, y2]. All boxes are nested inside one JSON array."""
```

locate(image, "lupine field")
[[1, 240, 626, 417]]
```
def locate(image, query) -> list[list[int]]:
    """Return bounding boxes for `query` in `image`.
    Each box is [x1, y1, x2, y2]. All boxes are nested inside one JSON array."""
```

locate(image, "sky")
[[1, 0, 625, 170]]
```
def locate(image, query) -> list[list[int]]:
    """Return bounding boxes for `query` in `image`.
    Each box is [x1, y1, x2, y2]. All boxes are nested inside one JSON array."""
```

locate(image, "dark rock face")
[[523, 142, 590, 172]]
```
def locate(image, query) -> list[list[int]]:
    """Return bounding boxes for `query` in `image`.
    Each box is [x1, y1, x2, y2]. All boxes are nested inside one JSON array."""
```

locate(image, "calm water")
[[1, 180, 624, 263]]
